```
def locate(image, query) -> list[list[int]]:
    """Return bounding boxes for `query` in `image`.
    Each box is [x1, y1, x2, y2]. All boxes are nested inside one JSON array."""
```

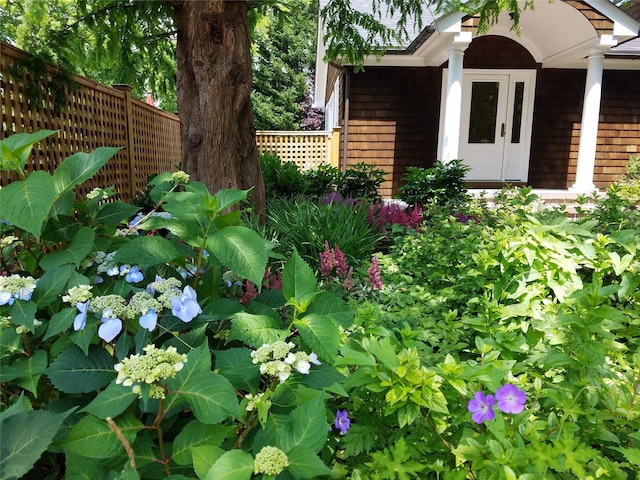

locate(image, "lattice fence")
[[1, 42, 181, 201], [257, 128, 341, 172]]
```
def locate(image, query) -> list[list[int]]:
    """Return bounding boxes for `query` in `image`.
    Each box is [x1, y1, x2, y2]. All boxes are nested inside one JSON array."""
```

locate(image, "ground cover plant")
[[1, 132, 639, 479]]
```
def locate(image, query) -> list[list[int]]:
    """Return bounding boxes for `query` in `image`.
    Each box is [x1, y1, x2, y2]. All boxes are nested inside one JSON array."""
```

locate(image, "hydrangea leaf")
[[202, 450, 254, 480], [206, 226, 268, 289], [286, 446, 333, 479], [45, 344, 116, 394], [9, 349, 48, 395], [173, 422, 235, 465], [294, 313, 340, 365], [31, 264, 74, 309], [80, 382, 137, 420], [228, 312, 288, 348], [282, 395, 328, 453], [114, 236, 179, 268], [52, 147, 120, 196], [0, 408, 74, 480], [9, 300, 37, 333], [282, 250, 317, 305], [0, 171, 56, 240], [62, 411, 143, 459]]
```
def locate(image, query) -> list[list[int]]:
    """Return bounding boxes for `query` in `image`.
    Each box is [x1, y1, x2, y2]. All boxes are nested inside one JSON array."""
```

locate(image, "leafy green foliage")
[[261, 197, 383, 269], [398, 159, 470, 206], [3, 131, 639, 479], [0, 132, 356, 479]]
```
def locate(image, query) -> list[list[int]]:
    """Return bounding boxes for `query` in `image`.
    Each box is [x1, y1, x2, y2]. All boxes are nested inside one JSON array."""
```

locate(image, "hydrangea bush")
[[0, 131, 355, 479]]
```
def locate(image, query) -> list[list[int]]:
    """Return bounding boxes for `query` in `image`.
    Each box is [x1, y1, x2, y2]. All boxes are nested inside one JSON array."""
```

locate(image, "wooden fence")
[[257, 128, 341, 171], [1, 42, 339, 202], [1, 42, 181, 201]]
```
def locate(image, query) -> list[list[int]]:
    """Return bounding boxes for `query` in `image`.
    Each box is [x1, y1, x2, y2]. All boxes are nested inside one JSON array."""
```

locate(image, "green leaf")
[[202, 450, 254, 480], [0, 130, 57, 170], [282, 251, 317, 305], [114, 236, 179, 268], [10, 350, 48, 395], [94, 202, 140, 226], [165, 343, 242, 423], [52, 147, 121, 196], [9, 300, 37, 333], [295, 314, 341, 365], [286, 446, 333, 479], [64, 454, 107, 480], [229, 312, 288, 348], [39, 227, 95, 271], [169, 371, 241, 424], [62, 411, 143, 459], [213, 348, 260, 392], [0, 328, 23, 359], [0, 408, 73, 480], [80, 382, 137, 419], [207, 226, 268, 289], [45, 344, 116, 393], [31, 264, 74, 308], [192, 445, 225, 479], [0, 171, 56, 239], [173, 422, 235, 465], [212, 189, 250, 212], [306, 291, 355, 328], [282, 395, 328, 453], [44, 307, 76, 340]]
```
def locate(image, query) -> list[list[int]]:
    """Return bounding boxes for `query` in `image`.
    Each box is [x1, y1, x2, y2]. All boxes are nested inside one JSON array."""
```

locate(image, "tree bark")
[[172, 0, 265, 216]]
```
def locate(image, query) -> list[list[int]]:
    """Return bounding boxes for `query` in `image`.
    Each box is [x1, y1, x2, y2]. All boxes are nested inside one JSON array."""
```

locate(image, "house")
[[314, 0, 640, 198]]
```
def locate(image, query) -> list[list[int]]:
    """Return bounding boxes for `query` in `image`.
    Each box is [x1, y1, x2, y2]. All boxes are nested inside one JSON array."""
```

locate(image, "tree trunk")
[[171, 0, 265, 216]]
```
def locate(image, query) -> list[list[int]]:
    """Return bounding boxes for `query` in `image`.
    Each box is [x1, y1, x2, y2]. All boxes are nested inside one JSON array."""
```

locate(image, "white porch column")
[[570, 51, 605, 193], [441, 33, 472, 162]]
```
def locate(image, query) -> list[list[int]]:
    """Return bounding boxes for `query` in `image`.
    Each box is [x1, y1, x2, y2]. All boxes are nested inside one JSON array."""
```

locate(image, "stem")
[[106, 417, 137, 470], [153, 395, 171, 477]]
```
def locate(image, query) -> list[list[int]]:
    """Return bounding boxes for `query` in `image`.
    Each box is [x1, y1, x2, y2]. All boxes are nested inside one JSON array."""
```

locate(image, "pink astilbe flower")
[[319, 241, 336, 279], [238, 280, 258, 306], [263, 268, 283, 290], [367, 254, 383, 290], [333, 244, 349, 279]]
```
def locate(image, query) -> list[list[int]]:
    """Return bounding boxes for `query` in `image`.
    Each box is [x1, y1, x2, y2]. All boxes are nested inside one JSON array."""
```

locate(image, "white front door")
[[458, 70, 536, 181]]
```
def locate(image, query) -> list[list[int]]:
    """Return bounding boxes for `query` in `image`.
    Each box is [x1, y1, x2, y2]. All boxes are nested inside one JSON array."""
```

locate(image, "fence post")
[[330, 127, 341, 168], [112, 84, 136, 201]]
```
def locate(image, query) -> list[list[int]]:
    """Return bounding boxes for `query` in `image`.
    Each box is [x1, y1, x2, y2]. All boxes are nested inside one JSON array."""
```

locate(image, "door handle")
[[501, 123, 506, 138]]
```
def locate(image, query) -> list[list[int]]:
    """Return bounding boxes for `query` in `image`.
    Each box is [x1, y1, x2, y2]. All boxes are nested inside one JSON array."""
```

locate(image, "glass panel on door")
[[511, 82, 525, 144], [468, 82, 500, 144]]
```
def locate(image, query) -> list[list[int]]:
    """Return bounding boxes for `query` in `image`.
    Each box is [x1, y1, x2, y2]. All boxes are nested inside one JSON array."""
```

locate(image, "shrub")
[[0, 131, 356, 479], [302, 163, 341, 198], [337, 162, 386, 201], [398, 159, 470, 206], [260, 151, 308, 199]]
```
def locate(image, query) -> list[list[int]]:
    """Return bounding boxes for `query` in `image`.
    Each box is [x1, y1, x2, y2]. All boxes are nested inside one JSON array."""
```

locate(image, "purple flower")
[[73, 301, 90, 331], [139, 308, 158, 331], [334, 409, 350, 434], [170, 286, 202, 323], [98, 308, 123, 342], [468, 391, 496, 424], [495, 384, 526, 414]]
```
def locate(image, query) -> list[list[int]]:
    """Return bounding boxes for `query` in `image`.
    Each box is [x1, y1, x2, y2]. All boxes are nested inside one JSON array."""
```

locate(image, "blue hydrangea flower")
[[468, 391, 496, 424], [170, 286, 202, 323], [73, 301, 90, 331], [495, 384, 527, 414], [139, 308, 158, 331], [125, 267, 144, 283], [0, 291, 13, 306], [98, 308, 123, 342], [334, 409, 351, 434]]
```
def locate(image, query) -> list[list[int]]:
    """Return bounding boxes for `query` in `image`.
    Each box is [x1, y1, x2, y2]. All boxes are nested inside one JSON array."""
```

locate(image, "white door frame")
[[437, 69, 537, 182]]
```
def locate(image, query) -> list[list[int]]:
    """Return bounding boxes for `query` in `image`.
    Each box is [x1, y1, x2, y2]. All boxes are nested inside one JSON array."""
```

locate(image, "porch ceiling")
[[363, 0, 640, 70]]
